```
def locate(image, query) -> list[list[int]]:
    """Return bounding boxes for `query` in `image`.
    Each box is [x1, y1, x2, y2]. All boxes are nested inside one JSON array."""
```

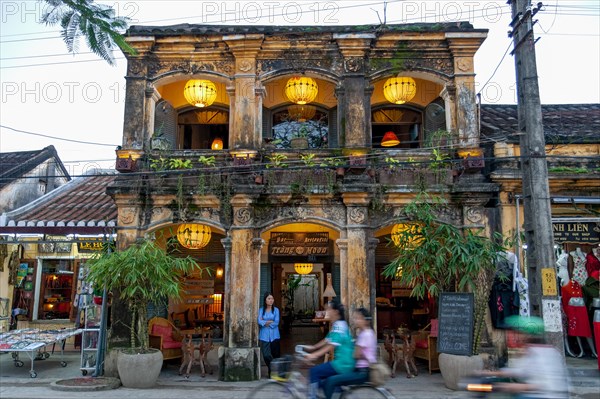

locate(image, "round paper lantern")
[[183, 79, 217, 108], [177, 223, 212, 249], [383, 77, 417, 105]]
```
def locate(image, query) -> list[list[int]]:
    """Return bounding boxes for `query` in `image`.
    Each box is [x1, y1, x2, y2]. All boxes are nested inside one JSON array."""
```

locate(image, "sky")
[[1, 0, 599, 176]]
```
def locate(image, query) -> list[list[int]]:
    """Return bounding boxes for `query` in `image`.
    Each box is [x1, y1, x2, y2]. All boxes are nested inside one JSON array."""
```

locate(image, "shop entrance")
[[260, 229, 339, 355]]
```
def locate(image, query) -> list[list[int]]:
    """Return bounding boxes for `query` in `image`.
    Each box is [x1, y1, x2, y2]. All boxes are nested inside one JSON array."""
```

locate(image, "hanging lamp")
[[177, 223, 212, 249], [211, 137, 223, 150], [183, 79, 217, 108], [285, 77, 318, 105], [383, 77, 417, 104], [288, 104, 317, 122], [381, 131, 400, 147], [294, 263, 313, 275]]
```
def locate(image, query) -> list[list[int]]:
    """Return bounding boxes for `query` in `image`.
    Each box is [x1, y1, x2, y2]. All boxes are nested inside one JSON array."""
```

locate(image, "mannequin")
[[557, 251, 578, 357], [570, 247, 589, 286], [559, 250, 597, 358]]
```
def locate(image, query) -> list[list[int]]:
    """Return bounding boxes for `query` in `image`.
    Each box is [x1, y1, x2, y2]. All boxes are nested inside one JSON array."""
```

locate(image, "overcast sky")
[[1, 0, 598, 176]]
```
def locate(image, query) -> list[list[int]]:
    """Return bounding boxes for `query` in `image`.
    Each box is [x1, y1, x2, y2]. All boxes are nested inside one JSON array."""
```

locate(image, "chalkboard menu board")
[[437, 292, 474, 356]]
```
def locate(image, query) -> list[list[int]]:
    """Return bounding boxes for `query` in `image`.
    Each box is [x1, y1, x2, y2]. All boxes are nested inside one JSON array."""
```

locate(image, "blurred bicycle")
[[246, 348, 395, 399]]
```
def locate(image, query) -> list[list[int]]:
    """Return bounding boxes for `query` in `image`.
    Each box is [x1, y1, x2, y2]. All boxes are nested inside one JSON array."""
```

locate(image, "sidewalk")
[[0, 351, 598, 399]]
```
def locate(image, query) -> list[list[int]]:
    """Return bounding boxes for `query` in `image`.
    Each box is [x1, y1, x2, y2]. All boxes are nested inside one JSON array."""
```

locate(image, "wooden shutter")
[[154, 100, 177, 149], [259, 263, 272, 307], [262, 107, 272, 139], [332, 263, 340, 298], [328, 108, 338, 148]]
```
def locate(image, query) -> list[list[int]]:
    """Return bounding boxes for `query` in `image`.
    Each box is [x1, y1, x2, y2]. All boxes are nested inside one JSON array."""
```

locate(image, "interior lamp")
[[323, 273, 337, 300], [211, 137, 223, 150], [285, 77, 318, 105], [294, 263, 313, 275], [391, 223, 423, 249], [183, 79, 217, 108], [383, 77, 417, 104], [177, 223, 212, 249], [288, 104, 316, 122], [381, 131, 400, 147]]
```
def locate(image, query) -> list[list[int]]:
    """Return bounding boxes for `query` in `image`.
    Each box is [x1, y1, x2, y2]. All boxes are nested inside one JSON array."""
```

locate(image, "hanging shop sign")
[[552, 221, 600, 244], [38, 235, 72, 253], [77, 238, 105, 253], [269, 232, 332, 261]]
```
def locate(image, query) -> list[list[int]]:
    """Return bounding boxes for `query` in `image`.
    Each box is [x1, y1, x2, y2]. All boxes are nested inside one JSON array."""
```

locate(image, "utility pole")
[[509, 0, 564, 354]]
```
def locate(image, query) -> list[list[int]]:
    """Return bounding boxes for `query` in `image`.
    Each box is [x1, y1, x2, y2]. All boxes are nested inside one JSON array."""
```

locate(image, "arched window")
[[372, 105, 423, 149], [270, 105, 329, 149], [177, 107, 229, 150]]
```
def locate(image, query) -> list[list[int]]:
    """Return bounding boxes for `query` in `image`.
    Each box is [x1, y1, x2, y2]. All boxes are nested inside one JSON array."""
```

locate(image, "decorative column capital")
[[336, 238, 348, 251], [220, 237, 232, 251]]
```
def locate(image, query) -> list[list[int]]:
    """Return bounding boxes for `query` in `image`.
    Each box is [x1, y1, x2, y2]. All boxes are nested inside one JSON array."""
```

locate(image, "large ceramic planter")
[[438, 353, 483, 390], [117, 348, 163, 388]]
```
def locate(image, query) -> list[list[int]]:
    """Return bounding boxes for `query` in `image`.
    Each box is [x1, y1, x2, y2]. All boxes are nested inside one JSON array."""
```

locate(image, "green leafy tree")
[[384, 193, 513, 354], [41, 0, 136, 65], [86, 239, 204, 351]]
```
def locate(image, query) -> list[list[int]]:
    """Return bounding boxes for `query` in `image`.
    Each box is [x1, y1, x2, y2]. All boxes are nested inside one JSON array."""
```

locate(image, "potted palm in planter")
[[86, 239, 203, 388], [384, 194, 512, 389]]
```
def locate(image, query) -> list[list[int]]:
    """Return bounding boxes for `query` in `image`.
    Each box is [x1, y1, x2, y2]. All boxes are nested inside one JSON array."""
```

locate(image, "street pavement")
[[0, 350, 598, 399]]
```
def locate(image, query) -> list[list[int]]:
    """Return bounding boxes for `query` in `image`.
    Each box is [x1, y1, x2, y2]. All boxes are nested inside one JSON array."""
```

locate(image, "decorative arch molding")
[[149, 69, 233, 86], [369, 68, 452, 86], [259, 68, 341, 86], [147, 219, 228, 238], [255, 216, 346, 234]]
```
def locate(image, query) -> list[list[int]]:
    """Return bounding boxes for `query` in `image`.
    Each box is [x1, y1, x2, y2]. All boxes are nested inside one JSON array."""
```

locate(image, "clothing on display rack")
[[570, 248, 589, 286], [561, 280, 592, 338], [586, 248, 600, 278]]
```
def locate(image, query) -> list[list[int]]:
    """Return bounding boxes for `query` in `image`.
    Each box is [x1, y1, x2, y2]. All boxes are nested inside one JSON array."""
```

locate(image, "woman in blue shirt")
[[258, 292, 280, 377]]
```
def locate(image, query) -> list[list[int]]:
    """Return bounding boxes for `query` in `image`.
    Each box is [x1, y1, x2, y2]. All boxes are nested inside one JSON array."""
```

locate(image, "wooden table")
[[178, 327, 214, 378]]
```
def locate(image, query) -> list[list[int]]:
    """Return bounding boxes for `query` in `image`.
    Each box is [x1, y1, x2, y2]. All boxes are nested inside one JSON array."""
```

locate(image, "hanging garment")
[[515, 271, 530, 316], [561, 280, 592, 337], [489, 278, 520, 328], [571, 251, 589, 286], [585, 251, 600, 278]]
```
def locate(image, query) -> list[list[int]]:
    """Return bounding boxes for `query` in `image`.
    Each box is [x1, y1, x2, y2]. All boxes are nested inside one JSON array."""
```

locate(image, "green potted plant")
[[383, 193, 513, 389], [86, 239, 204, 388], [290, 124, 309, 149]]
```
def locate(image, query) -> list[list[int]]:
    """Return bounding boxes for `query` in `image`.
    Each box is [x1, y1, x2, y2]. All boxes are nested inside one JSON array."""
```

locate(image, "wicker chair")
[[148, 317, 183, 361]]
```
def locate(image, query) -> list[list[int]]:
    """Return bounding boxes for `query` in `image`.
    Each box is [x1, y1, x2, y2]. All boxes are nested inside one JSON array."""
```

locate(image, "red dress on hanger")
[[561, 280, 592, 337], [586, 251, 600, 277]]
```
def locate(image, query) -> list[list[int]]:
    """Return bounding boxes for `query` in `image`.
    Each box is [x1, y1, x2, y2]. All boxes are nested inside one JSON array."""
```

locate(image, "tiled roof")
[[480, 104, 600, 144], [127, 22, 481, 36], [0, 145, 70, 189], [0, 172, 117, 233]]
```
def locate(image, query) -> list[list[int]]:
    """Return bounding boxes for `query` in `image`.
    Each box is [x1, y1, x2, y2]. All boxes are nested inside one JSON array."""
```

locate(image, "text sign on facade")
[[552, 222, 600, 244], [77, 238, 105, 252], [437, 292, 474, 356], [269, 232, 330, 257], [541, 267, 558, 296]]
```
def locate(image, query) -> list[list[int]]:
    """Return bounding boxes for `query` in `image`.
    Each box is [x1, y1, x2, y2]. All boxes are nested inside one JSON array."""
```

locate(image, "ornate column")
[[446, 33, 487, 148], [335, 238, 348, 305], [334, 34, 375, 148], [218, 194, 262, 381], [220, 237, 232, 347], [367, 238, 379, 327], [342, 193, 373, 313], [143, 83, 161, 149], [121, 35, 153, 149], [224, 35, 265, 151]]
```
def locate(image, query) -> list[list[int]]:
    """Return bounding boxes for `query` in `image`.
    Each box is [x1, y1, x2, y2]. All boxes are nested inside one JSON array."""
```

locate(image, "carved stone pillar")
[[334, 34, 374, 149], [220, 237, 232, 347], [143, 83, 160, 149], [446, 33, 487, 148], [342, 193, 372, 313], [218, 194, 262, 381], [225, 35, 264, 151], [335, 238, 348, 305], [339, 74, 372, 148], [367, 238, 379, 329], [122, 59, 148, 149]]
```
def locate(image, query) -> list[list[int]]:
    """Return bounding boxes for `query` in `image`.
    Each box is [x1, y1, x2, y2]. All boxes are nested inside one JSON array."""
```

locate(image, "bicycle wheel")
[[246, 381, 295, 399], [340, 385, 396, 399]]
